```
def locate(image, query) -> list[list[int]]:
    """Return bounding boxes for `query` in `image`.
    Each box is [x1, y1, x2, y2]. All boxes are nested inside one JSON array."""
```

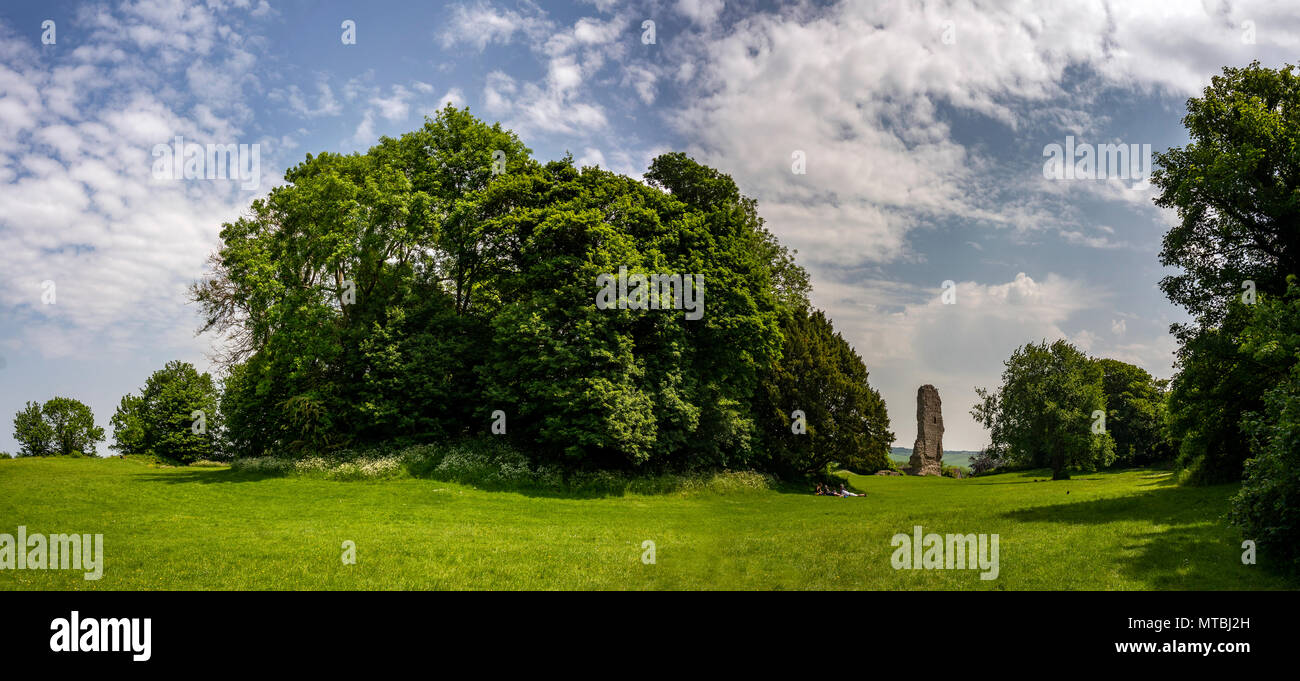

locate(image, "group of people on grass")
[[814, 483, 864, 497]]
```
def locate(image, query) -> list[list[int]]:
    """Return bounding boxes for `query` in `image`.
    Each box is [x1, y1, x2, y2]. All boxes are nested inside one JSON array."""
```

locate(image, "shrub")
[[1226, 280, 1300, 571], [969, 449, 1000, 476], [1229, 371, 1300, 573], [942, 465, 968, 479], [227, 440, 776, 495]]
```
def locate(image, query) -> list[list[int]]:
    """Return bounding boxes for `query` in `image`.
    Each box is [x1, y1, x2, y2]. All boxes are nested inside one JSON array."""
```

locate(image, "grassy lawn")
[[0, 456, 1292, 590]]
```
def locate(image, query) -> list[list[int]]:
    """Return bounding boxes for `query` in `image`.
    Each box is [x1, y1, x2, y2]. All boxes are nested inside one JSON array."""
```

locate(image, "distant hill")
[[889, 447, 981, 469]]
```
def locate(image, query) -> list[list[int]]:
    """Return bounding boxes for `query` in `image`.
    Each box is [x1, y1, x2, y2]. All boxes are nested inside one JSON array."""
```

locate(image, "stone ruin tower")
[[906, 384, 944, 476]]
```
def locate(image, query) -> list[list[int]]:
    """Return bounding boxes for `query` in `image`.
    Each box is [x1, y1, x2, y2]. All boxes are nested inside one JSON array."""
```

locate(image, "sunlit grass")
[[0, 456, 1291, 590]]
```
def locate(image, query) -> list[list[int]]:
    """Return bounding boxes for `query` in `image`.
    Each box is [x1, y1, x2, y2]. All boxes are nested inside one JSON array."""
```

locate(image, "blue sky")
[[1, 0, 1297, 453]]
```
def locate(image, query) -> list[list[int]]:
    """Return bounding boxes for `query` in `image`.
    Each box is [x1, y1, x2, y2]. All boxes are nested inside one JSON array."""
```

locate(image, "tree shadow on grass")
[[129, 466, 818, 502], [972, 468, 1114, 485], [128, 466, 674, 499], [132, 468, 297, 485], [1134, 472, 1181, 488], [1003, 482, 1232, 526], [999, 483, 1290, 589]]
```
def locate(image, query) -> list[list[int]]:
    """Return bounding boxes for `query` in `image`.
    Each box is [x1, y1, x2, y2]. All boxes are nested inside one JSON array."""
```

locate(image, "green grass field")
[[0, 456, 1292, 590]]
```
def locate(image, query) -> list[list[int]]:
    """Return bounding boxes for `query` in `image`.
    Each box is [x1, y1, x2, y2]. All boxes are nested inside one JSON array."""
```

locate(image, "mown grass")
[[0, 456, 1292, 590]]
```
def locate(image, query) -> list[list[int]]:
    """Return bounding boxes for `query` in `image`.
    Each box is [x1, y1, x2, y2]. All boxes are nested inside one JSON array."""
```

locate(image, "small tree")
[[12, 401, 55, 457], [12, 398, 103, 456], [109, 394, 147, 456], [43, 397, 106, 456], [969, 448, 1000, 476], [972, 340, 1115, 480], [113, 361, 223, 463]]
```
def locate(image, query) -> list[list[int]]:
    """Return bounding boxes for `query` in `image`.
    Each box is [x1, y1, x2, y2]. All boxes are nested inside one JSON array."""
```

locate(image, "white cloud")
[[622, 64, 657, 105], [373, 85, 414, 121], [483, 70, 518, 114], [676, 0, 725, 28], [347, 83, 466, 146], [273, 77, 343, 118], [440, 1, 552, 51], [0, 2, 279, 370], [573, 16, 624, 45], [454, 3, 643, 137], [659, 0, 1300, 273], [577, 147, 606, 167]]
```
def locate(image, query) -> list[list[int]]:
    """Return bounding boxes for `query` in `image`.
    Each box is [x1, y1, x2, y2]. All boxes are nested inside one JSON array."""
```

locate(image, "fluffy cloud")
[[456, 2, 642, 137], [345, 80, 466, 146], [676, 0, 726, 28], [0, 4, 279, 364], [439, 0, 553, 51], [271, 77, 343, 118], [659, 1, 1299, 273]]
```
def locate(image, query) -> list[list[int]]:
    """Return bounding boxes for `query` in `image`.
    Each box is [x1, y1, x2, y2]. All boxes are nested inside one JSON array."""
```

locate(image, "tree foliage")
[[1229, 278, 1300, 571], [754, 307, 893, 475], [12, 398, 104, 456], [112, 361, 222, 463], [1151, 60, 1300, 568], [192, 106, 889, 474], [1152, 61, 1300, 327], [1153, 61, 1300, 483], [1094, 358, 1171, 466], [1164, 303, 1266, 483], [972, 340, 1115, 480], [12, 401, 55, 457]]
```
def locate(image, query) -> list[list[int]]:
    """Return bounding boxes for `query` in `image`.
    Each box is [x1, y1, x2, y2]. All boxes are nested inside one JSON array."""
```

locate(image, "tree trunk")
[[1051, 447, 1069, 480]]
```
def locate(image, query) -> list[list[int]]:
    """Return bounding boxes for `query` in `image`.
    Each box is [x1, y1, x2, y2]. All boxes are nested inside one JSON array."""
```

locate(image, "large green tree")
[[473, 157, 788, 468], [192, 106, 890, 474], [1164, 302, 1266, 483], [1152, 61, 1300, 326], [754, 307, 894, 475], [193, 107, 530, 455], [1152, 61, 1300, 482], [972, 340, 1115, 480]]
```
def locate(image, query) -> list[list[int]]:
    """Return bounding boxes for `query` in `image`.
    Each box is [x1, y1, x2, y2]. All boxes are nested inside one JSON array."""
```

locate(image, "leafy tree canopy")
[[192, 106, 889, 474], [1152, 60, 1300, 329], [973, 340, 1115, 480], [112, 361, 222, 464], [12, 398, 104, 457]]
